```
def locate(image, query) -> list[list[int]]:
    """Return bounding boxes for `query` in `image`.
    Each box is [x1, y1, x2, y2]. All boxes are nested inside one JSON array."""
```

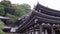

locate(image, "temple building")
[[3, 3, 60, 34]]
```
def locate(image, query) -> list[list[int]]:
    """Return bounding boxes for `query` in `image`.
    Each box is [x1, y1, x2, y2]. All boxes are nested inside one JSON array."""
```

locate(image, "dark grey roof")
[[16, 3, 60, 32], [0, 16, 10, 19]]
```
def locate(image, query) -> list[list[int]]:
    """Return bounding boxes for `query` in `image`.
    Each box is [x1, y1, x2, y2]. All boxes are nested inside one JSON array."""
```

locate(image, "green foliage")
[[12, 4, 31, 16], [15, 6, 27, 16], [0, 0, 31, 25], [0, 4, 5, 16], [0, 21, 4, 29], [0, 0, 14, 16], [1, 0, 11, 7], [0, 29, 5, 34], [0, 21, 5, 34], [7, 14, 18, 24], [20, 4, 31, 12]]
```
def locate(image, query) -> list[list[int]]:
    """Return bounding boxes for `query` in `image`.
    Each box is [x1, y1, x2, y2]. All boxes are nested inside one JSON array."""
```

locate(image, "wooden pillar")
[[20, 33, 23, 34], [24, 28, 29, 34], [29, 30, 32, 34], [45, 29, 48, 34], [33, 26, 35, 34], [25, 31, 28, 34], [26, 30, 28, 34], [33, 28, 35, 34], [38, 24, 43, 34], [51, 27, 55, 34], [27, 31, 29, 34], [35, 31, 38, 34], [32, 32, 33, 34], [27, 29, 30, 34], [30, 30, 33, 34]]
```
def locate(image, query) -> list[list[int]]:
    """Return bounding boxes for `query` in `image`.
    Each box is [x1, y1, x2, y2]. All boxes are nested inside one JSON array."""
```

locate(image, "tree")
[[0, 21, 5, 34], [0, 4, 5, 16], [12, 4, 31, 16], [0, 0, 15, 16], [19, 4, 31, 13]]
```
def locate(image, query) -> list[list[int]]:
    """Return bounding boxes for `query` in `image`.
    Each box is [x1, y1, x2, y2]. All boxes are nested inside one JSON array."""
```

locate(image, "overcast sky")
[[0, 0, 60, 10]]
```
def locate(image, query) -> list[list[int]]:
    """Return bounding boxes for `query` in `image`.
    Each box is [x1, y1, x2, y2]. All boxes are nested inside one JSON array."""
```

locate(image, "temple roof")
[[16, 3, 60, 32], [0, 16, 10, 20]]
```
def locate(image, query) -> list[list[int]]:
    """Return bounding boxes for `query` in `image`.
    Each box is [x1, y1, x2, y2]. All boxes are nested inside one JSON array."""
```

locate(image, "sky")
[[0, 0, 60, 10]]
